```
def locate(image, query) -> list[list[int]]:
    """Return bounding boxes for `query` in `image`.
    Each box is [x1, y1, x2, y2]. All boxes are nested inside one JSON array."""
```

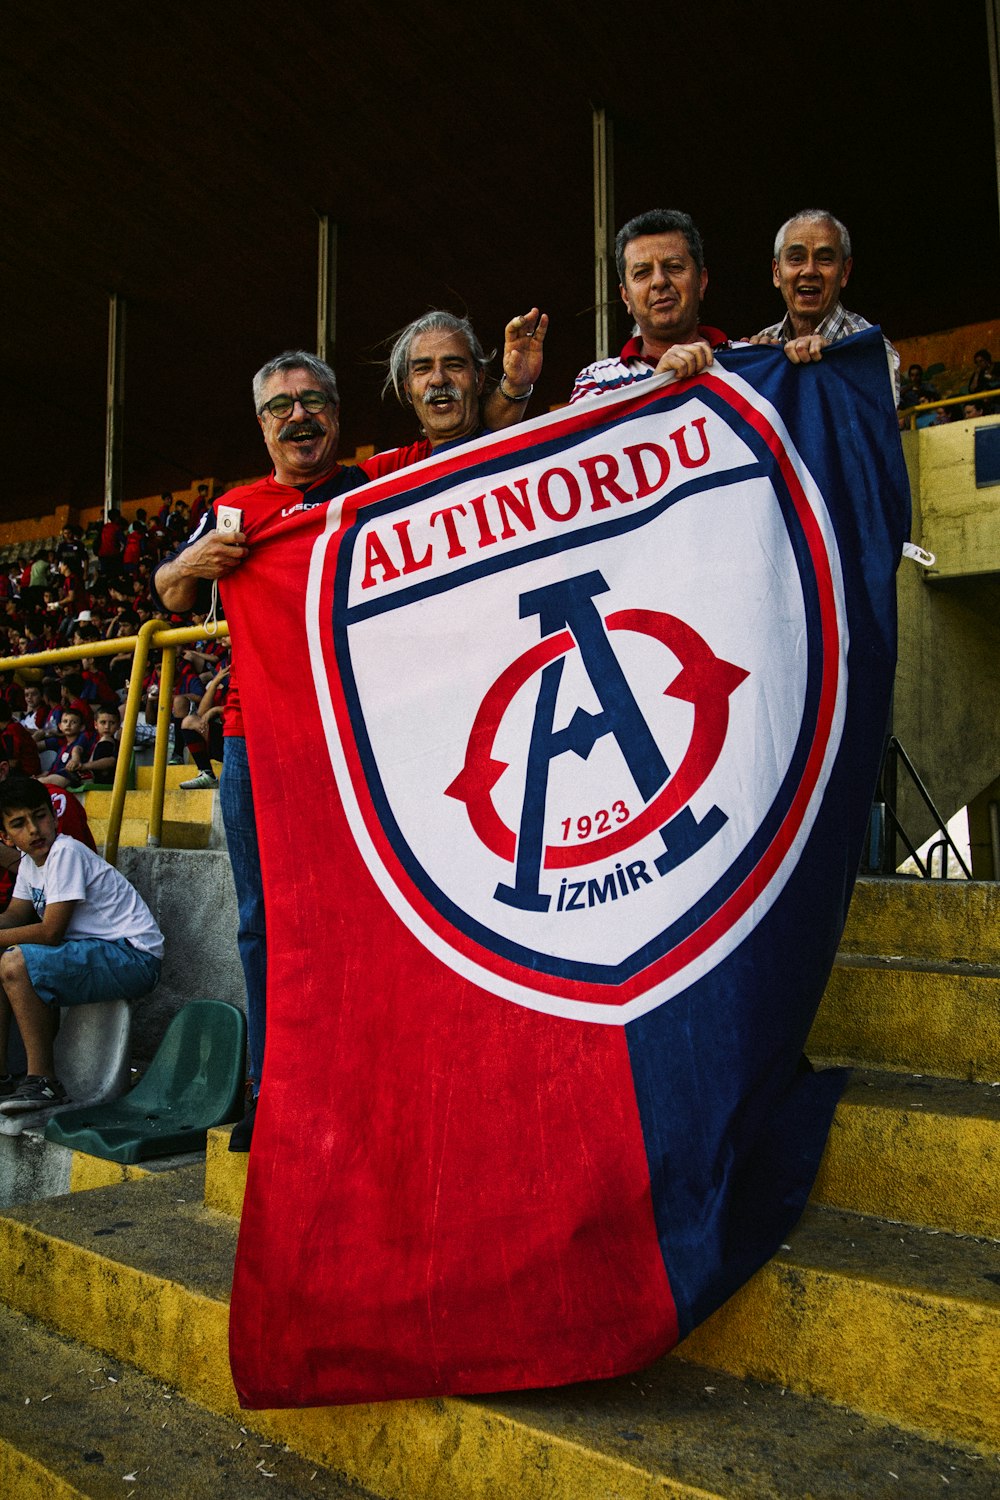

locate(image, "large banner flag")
[[226, 330, 909, 1408]]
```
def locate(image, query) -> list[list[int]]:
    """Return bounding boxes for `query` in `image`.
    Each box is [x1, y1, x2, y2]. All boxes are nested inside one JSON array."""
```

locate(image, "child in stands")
[[39, 707, 91, 789], [19, 685, 44, 731], [79, 705, 120, 785], [179, 664, 229, 789], [30, 679, 66, 752], [78, 652, 119, 709], [0, 701, 42, 777], [0, 776, 162, 1112]]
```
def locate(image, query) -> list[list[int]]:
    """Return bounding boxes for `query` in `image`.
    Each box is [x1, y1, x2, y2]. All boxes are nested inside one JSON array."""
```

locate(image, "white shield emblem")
[[308, 372, 847, 1023]]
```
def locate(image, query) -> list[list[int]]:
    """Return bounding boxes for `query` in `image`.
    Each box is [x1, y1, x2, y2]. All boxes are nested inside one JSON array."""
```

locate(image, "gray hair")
[[252, 350, 339, 412], [383, 311, 491, 404], [615, 209, 705, 282], [773, 209, 852, 262]]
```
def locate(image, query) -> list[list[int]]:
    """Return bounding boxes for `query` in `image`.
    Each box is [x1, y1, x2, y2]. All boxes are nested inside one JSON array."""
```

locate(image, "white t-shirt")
[[13, 834, 164, 957]]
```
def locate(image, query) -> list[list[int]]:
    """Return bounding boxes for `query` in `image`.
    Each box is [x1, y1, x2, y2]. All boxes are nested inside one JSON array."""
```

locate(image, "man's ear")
[[771, 258, 781, 290], [619, 282, 632, 317], [840, 256, 854, 289]]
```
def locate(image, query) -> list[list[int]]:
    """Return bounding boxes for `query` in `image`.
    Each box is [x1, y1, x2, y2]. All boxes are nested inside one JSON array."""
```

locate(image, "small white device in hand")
[[216, 504, 244, 540]]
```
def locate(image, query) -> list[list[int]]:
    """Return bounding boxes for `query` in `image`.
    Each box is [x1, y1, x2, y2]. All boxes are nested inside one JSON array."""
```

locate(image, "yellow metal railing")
[[0, 621, 229, 864], [902, 390, 998, 429]]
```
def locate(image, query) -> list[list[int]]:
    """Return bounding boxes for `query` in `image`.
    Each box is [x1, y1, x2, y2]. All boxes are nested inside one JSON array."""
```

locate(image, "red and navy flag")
[[226, 330, 908, 1407]]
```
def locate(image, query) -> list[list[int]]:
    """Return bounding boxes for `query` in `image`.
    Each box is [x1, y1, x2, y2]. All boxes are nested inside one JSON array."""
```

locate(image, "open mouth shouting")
[[421, 384, 462, 411], [279, 418, 325, 446]]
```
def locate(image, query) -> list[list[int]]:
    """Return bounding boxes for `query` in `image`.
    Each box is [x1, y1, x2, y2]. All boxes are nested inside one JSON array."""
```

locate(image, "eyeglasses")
[[257, 389, 334, 419]]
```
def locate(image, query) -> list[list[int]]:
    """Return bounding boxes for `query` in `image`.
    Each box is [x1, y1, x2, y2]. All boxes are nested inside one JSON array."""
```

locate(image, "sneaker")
[[0, 1075, 68, 1114], [180, 770, 219, 790], [168, 753, 185, 766], [0, 1074, 19, 1099]]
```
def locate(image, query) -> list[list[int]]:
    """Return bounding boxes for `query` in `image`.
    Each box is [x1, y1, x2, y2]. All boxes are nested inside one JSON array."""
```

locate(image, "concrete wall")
[[116, 847, 245, 1065], [894, 429, 1000, 852], [914, 416, 1000, 579]]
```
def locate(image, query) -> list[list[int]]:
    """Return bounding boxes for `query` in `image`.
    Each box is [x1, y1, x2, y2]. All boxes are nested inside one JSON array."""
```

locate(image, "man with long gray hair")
[[366, 306, 547, 476]]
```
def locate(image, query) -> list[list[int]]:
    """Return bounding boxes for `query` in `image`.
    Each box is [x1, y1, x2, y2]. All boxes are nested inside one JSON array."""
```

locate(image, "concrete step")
[[86, 816, 151, 850], [204, 1068, 1000, 1242], [85, 788, 216, 821], [204, 1126, 246, 1216], [0, 1171, 996, 1467], [677, 1204, 1000, 1452], [809, 955, 1000, 1080], [813, 1070, 1000, 1238], [87, 817, 214, 850], [135, 762, 222, 792], [842, 878, 1000, 963], [0, 1303, 378, 1499], [84, 784, 218, 849]]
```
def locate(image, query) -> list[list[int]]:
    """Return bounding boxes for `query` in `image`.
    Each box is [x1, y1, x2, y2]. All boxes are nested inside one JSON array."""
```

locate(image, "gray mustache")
[[278, 418, 324, 441]]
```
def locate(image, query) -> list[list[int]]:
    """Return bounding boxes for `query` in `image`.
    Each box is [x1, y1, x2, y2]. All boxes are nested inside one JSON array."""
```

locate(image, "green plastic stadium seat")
[[45, 999, 246, 1163]]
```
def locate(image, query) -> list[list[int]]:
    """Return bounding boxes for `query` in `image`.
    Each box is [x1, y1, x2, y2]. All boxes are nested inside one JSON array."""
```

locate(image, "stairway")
[[0, 878, 997, 1498], [83, 764, 222, 850]]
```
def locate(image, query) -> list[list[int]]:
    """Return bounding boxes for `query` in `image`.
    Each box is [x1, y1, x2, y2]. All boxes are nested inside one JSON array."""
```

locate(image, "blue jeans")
[[220, 736, 266, 1096]]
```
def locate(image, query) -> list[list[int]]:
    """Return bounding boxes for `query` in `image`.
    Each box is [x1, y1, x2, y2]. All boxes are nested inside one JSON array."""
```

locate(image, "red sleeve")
[[11, 723, 41, 776], [359, 439, 431, 480], [47, 787, 97, 853]]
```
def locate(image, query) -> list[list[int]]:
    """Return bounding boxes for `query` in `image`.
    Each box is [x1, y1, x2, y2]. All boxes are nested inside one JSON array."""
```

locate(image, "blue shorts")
[[19, 938, 161, 1009]]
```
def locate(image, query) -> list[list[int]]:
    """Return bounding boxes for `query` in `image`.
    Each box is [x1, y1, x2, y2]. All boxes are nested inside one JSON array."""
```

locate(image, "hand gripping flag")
[[226, 330, 909, 1407]]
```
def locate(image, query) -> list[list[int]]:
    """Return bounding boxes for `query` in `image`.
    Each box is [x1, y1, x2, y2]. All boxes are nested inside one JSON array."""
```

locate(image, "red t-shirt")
[[0, 720, 41, 776]]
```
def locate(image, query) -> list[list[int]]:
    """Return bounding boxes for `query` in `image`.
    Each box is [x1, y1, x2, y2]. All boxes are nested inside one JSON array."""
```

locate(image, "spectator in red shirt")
[[0, 702, 42, 776]]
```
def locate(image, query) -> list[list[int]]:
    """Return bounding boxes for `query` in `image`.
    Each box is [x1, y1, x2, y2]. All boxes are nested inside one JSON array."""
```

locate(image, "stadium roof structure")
[[3, 0, 998, 519]]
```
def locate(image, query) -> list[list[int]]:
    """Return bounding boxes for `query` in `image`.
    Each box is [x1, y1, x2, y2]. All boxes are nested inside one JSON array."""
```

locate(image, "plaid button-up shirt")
[[755, 302, 900, 403]]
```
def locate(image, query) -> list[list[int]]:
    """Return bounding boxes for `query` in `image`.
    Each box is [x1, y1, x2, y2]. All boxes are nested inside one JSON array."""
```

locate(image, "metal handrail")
[[902, 389, 998, 429], [873, 735, 972, 879], [0, 621, 229, 864]]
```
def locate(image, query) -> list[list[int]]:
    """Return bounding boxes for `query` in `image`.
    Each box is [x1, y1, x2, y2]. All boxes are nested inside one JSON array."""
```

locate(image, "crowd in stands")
[[0, 493, 229, 800], [898, 348, 1000, 426]]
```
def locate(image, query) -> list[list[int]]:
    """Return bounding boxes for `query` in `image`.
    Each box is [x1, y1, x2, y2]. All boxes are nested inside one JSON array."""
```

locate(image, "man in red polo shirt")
[[570, 209, 721, 403]]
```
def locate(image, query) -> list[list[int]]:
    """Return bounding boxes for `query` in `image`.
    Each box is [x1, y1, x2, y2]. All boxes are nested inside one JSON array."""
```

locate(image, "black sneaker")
[[228, 1098, 257, 1152], [0, 1076, 68, 1114]]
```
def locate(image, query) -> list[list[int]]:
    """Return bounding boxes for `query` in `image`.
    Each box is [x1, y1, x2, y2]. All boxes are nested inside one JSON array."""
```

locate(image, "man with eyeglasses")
[[151, 322, 546, 1149], [151, 350, 364, 1149]]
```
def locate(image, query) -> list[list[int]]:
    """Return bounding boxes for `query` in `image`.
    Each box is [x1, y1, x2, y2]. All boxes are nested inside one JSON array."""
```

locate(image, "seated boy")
[[0, 776, 163, 1112], [38, 706, 92, 789], [78, 705, 121, 786]]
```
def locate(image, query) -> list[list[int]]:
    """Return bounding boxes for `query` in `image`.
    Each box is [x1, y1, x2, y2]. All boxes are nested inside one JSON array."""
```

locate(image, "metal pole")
[[104, 291, 126, 518], [105, 617, 161, 867], [987, 0, 1000, 244], [592, 107, 615, 362], [317, 214, 338, 364]]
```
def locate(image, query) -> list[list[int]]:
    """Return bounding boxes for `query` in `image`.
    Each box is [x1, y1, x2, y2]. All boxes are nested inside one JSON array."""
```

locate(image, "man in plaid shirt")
[[752, 208, 899, 400]]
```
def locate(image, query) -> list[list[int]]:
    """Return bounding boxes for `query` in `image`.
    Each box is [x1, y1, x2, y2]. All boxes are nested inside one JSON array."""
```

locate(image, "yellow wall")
[[914, 417, 1000, 578], [894, 428, 1000, 850]]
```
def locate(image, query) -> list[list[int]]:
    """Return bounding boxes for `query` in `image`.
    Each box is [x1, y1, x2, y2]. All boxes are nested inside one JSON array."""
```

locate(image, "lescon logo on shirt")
[[308, 372, 848, 1024]]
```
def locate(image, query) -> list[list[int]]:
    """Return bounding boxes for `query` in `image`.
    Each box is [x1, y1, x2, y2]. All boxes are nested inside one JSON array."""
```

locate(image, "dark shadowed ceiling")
[[2, 0, 997, 518]]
